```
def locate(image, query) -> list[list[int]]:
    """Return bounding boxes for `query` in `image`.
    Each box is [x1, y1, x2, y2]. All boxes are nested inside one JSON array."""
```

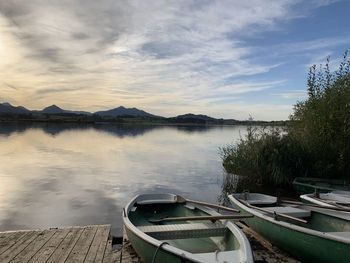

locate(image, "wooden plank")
[[84, 225, 110, 263], [114, 235, 140, 263], [0, 231, 42, 263], [0, 231, 30, 255], [11, 229, 57, 263], [149, 214, 253, 223], [102, 239, 112, 263], [29, 228, 72, 263], [40, 227, 83, 263], [94, 227, 111, 263], [0, 231, 16, 242], [65, 225, 98, 263]]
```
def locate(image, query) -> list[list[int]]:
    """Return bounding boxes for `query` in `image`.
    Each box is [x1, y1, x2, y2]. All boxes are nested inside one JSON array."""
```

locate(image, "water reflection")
[[0, 122, 219, 138], [0, 123, 247, 235]]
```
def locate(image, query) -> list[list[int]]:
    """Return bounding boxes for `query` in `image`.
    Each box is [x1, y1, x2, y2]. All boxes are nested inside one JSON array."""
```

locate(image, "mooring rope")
[[151, 241, 169, 263]]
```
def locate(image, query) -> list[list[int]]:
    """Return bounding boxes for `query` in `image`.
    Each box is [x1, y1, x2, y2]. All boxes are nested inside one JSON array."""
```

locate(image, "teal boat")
[[123, 193, 254, 263], [229, 193, 350, 263], [293, 177, 350, 194], [301, 191, 350, 209]]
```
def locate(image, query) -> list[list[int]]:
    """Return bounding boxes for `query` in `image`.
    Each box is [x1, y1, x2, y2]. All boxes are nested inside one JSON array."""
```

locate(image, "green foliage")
[[291, 51, 350, 178], [221, 127, 309, 186], [221, 51, 350, 186]]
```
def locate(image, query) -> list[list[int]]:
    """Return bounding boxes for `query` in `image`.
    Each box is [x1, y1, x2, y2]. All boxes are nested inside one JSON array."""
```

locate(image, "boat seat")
[[138, 222, 226, 240], [328, 231, 350, 239], [263, 206, 311, 218], [136, 199, 176, 205]]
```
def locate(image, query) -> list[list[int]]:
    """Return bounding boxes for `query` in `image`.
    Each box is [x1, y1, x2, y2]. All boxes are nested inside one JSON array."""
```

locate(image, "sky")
[[0, 0, 349, 120]]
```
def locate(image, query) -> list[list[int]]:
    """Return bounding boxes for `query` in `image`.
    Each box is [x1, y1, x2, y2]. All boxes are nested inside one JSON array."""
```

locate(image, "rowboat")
[[301, 190, 350, 208], [293, 177, 350, 194], [229, 193, 350, 263], [123, 193, 254, 263]]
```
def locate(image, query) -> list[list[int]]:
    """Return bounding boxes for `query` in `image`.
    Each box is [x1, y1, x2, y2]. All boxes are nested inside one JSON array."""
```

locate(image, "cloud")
[[0, 0, 343, 119], [277, 90, 308, 99]]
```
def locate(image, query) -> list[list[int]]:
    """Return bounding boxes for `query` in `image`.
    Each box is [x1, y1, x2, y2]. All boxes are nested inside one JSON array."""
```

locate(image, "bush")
[[221, 52, 350, 186], [291, 53, 350, 178], [221, 127, 309, 187]]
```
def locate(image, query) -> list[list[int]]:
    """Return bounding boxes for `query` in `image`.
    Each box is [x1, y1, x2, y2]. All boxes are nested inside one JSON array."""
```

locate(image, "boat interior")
[[232, 193, 350, 238], [128, 201, 242, 254]]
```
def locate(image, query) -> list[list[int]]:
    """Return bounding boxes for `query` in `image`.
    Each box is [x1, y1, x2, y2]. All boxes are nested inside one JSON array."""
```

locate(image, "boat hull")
[[293, 177, 350, 194], [123, 194, 253, 263], [125, 224, 187, 263], [230, 197, 350, 263]]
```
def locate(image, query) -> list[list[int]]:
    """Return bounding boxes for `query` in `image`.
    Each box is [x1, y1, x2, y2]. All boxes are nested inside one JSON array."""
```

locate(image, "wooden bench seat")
[[138, 223, 226, 240]]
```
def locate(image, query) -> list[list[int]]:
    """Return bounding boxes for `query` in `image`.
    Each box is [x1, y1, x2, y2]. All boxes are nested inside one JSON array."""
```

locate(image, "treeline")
[[221, 52, 350, 187], [0, 112, 288, 126]]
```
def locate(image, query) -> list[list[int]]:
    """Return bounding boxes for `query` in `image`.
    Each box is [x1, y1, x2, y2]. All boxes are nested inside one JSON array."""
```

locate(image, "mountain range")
[[0, 102, 282, 124], [0, 102, 216, 120]]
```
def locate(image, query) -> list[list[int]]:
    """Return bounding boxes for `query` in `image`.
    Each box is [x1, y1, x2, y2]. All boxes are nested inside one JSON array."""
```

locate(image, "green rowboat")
[[229, 193, 350, 263], [293, 177, 350, 194], [123, 193, 254, 263], [300, 191, 350, 209]]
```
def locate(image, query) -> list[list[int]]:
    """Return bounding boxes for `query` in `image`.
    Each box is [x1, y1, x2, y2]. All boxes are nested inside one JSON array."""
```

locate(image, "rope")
[[152, 241, 169, 263]]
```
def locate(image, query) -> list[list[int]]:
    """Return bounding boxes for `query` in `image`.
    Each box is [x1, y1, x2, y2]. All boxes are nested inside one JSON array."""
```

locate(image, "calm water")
[[0, 123, 247, 235]]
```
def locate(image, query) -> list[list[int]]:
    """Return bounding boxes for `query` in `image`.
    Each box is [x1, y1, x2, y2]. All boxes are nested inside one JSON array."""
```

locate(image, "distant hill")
[[41, 105, 66, 114], [40, 105, 91, 115], [168, 113, 226, 124], [0, 102, 30, 115], [0, 102, 282, 125], [94, 106, 158, 118], [174, 113, 217, 121]]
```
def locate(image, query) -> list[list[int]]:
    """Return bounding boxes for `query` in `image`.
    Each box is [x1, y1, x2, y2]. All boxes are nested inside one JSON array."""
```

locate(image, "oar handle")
[[185, 199, 240, 213]]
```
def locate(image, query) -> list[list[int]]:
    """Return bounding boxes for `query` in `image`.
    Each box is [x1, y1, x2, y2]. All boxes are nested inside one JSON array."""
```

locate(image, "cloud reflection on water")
[[0, 123, 246, 235]]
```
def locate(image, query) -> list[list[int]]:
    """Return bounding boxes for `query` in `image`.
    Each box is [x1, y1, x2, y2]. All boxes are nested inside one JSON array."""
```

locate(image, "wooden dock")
[[0, 223, 300, 263], [115, 224, 300, 263], [0, 225, 113, 263]]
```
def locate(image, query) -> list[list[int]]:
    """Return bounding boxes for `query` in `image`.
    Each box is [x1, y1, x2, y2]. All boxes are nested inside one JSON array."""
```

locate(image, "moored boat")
[[229, 192, 350, 263], [293, 177, 350, 194], [300, 190, 350, 208], [123, 193, 254, 263]]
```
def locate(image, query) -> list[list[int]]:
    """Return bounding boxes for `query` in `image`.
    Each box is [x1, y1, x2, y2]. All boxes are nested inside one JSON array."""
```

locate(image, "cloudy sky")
[[0, 0, 349, 120]]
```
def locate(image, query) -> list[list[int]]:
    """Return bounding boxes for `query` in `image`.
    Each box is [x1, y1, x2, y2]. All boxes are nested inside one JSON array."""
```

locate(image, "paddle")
[[176, 195, 240, 213], [239, 199, 308, 224], [149, 214, 254, 223], [282, 199, 350, 213]]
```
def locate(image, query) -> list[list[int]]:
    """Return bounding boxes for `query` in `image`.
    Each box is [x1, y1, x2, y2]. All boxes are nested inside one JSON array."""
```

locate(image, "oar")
[[149, 214, 254, 223], [240, 200, 308, 224], [176, 195, 240, 213], [282, 199, 350, 212]]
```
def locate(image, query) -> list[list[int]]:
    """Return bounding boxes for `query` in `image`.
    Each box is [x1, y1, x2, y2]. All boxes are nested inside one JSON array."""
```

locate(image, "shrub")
[[221, 51, 350, 186]]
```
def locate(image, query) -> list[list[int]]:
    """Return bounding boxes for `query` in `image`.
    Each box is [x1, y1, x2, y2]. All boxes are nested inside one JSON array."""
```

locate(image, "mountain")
[[40, 105, 91, 115], [168, 113, 226, 124], [0, 102, 31, 115], [94, 106, 158, 118], [41, 105, 66, 114], [174, 113, 217, 121]]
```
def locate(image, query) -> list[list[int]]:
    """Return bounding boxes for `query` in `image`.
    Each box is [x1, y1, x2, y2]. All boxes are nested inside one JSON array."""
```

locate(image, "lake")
[[0, 122, 248, 235]]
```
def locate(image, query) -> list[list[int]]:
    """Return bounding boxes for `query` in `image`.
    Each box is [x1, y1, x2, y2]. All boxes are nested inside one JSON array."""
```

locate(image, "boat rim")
[[228, 194, 350, 244], [123, 193, 253, 262], [300, 194, 335, 207]]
